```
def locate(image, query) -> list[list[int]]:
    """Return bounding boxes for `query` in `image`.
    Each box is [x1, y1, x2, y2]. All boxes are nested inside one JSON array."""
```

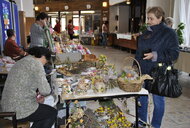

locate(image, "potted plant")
[[176, 23, 185, 45]]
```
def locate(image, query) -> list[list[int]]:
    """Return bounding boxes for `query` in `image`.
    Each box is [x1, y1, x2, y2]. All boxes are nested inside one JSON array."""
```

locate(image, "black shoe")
[[132, 122, 146, 128]]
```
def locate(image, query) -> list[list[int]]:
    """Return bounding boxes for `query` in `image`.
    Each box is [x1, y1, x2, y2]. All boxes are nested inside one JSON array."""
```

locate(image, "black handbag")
[[147, 63, 182, 98]]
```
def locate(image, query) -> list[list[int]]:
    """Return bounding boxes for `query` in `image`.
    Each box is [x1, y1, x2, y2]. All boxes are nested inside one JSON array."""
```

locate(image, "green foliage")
[[176, 23, 185, 45], [139, 23, 148, 33]]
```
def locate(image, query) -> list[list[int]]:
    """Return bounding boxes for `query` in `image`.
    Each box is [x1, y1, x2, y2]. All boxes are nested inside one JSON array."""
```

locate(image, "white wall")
[[14, 0, 34, 17], [146, 0, 174, 17], [22, 0, 35, 17], [109, 5, 130, 33], [14, 0, 23, 11], [109, 5, 119, 33], [118, 5, 129, 33], [109, 0, 125, 6]]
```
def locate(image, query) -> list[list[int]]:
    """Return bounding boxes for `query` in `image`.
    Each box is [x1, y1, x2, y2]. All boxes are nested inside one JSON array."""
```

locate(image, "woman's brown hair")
[[147, 7, 165, 22]]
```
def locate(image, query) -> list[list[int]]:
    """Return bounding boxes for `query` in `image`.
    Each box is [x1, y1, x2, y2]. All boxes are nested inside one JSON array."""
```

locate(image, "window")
[[173, 0, 190, 46]]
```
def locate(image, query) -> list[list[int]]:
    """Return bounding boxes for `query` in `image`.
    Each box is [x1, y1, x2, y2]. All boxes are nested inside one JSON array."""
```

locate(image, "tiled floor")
[[86, 45, 190, 128]]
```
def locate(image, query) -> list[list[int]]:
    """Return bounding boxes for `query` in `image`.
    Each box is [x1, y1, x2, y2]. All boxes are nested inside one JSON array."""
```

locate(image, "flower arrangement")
[[66, 100, 87, 128], [95, 106, 132, 128]]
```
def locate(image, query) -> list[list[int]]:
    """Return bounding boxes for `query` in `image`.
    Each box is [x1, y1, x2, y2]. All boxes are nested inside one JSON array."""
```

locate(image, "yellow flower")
[[74, 100, 78, 104], [67, 119, 71, 123], [80, 119, 84, 123]]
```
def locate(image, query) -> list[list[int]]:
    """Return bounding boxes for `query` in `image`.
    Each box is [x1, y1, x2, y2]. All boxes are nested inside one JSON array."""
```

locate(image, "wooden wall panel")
[[25, 17, 35, 36], [19, 11, 27, 48], [35, 0, 103, 12]]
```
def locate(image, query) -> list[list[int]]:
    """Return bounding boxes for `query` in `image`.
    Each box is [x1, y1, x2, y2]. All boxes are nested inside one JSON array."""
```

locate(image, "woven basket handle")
[[124, 57, 142, 77]]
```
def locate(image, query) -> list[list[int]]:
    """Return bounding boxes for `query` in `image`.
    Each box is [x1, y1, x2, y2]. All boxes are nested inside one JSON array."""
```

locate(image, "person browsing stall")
[[135, 7, 179, 128], [102, 21, 108, 48], [67, 19, 74, 40], [53, 19, 61, 33], [3, 29, 27, 60], [30, 12, 49, 48], [1, 47, 57, 128], [165, 17, 174, 28]]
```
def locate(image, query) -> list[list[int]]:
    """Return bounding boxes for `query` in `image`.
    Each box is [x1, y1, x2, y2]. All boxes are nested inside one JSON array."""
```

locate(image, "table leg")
[[135, 96, 139, 128], [65, 101, 70, 128]]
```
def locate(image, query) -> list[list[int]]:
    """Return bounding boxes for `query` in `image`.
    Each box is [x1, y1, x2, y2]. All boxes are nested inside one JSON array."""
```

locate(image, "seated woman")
[[1, 47, 57, 128], [3, 29, 27, 60]]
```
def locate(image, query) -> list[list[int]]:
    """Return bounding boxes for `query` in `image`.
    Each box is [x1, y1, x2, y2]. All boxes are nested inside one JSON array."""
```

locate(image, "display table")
[[0, 67, 8, 75], [80, 34, 94, 45], [61, 88, 148, 128], [109, 33, 137, 50], [174, 51, 190, 73]]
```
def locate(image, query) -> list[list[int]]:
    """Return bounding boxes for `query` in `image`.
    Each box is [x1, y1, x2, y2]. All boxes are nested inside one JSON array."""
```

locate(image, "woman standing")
[[1, 47, 57, 128], [30, 12, 49, 48], [67, 19, 74, 40], [101, 21, 108, 47], [135, 7, 179, 128]]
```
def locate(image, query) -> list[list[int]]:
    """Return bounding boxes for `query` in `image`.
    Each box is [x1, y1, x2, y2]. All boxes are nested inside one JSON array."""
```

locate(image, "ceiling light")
[[102, 2, 108, 7], [34, 6, 39, 11], [126, 0, 131, 5], [81, 11, 95, 14]]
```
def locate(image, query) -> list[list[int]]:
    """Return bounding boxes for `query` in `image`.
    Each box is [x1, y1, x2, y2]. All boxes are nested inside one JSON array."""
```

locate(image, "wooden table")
[[61, 88, 148, 128], [0, 66, 9, 75], [174, 51, 190, 73]]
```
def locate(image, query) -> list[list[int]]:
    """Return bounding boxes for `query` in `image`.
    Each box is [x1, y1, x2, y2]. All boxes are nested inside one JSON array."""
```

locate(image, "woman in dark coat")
[[135, 7, 179, 128]]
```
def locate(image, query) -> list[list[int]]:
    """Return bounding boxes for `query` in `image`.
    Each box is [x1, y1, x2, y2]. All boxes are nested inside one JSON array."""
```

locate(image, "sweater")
[[4, 38, 25, 58], [1, 55, 51, 119], [30, 23, 50, 48], [135, 22, 179, 74]]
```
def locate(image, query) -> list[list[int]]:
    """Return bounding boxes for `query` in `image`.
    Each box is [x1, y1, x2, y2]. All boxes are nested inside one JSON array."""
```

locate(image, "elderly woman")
[[135, 7, 179, 128], [1, 47, 57, 128], [165, 17, 174, 28]]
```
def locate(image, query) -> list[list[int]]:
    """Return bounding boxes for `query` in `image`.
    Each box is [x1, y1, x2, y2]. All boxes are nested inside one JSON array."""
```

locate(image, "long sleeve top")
[[53, 22, 61, 33], [3, 38, 25, 58], [1, 55, 51, 119], [30, 23, 49, 48], [135, 22, 179, 74]]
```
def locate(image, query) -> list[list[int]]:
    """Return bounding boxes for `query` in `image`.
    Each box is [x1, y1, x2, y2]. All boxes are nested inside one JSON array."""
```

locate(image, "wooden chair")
[[0, 112, 30, 128]]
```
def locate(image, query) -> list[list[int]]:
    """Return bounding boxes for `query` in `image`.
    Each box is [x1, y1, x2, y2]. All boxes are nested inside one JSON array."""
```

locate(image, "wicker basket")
[[118, 57, 143, 92], [82, 54, 97, 62]]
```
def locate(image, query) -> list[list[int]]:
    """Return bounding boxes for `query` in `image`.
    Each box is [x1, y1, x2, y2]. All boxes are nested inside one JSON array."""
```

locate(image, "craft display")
[[91, 75, 107, 93], [96, 54, 107, 69], [94, 106, 132, 128], [118, 57, 152, 92], [66, 100, 88, 128], [57, 67, 73, 76], [100, 64, 118, 89], [82, 54, 97, 62], [74, 77, 91, 95], [61, 83, 72, 97]]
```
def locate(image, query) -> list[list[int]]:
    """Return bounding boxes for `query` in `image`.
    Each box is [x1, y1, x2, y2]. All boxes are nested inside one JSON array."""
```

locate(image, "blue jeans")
[[102, 33, 107, 46], [138, 94, 165, 128]]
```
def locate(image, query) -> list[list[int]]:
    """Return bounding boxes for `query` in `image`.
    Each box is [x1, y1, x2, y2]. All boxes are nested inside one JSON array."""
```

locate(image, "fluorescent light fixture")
[[81, 11, 95, 14]]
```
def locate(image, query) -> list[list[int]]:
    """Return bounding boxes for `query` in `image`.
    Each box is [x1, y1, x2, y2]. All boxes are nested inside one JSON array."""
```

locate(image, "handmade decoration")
[[61, 83, 72, 97], [66, 100, 89, 128], [118, 57, 152, 92], [94, 106, 132, 128], [74, 77, 91, 95], [96, 54, 107, 69], [56, 67, 73, 76], [91, 76, 107, 93]]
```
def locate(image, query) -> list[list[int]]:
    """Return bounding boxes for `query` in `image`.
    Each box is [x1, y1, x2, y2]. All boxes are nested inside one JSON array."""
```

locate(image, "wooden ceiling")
[[34, 0, 109, 12]]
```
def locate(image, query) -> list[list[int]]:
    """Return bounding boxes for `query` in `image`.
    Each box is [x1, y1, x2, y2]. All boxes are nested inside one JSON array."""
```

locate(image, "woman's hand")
[[143, 53, 153, 60], [36, 94, 45, 103]]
